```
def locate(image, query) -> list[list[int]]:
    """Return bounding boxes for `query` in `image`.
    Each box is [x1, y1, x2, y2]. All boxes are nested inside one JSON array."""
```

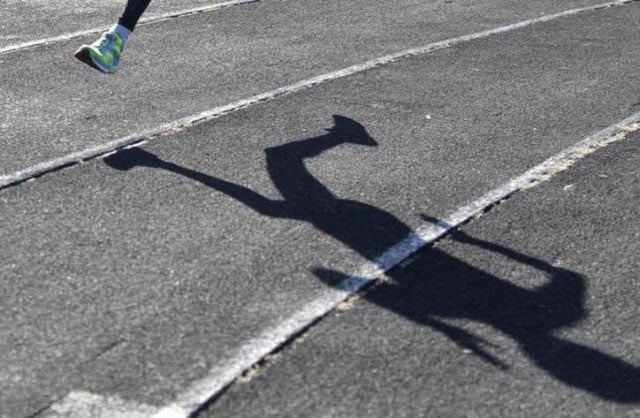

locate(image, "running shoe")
[[74, 31, 124, 74]]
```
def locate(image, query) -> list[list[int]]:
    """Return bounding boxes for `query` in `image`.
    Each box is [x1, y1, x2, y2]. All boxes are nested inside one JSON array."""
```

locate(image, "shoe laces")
[[97, 33, 118, 53]]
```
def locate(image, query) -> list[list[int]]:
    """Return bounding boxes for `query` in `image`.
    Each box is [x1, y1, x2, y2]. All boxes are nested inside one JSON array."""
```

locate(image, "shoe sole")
[[74, 47, 114, 74]]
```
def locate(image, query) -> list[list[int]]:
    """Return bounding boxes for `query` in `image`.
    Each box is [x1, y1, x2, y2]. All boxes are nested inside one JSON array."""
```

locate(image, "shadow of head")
[[326, 115, 378, 147], [104, 147, 163, 171]]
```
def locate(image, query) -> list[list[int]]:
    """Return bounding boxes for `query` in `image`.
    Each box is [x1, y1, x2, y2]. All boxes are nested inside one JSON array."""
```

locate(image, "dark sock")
[[118, 0, 153, 32]]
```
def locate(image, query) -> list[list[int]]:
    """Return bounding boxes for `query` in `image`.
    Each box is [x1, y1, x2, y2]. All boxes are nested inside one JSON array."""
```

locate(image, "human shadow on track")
[[104, 115, 640, 402], [317, 227, 640, 403]]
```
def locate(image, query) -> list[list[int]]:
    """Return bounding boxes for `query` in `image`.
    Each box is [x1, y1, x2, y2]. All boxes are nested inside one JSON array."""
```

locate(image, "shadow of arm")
[[162, 161, 286, 218], [423, 316, 509, 370]]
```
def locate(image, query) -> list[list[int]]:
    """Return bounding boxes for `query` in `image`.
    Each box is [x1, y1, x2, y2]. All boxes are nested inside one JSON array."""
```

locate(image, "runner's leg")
[[118, 0, 153, 32], [74, 0, 152, 72]]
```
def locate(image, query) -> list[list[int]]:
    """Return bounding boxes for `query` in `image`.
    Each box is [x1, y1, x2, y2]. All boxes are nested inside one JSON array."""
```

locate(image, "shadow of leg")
[[523, 334, 640, 402]]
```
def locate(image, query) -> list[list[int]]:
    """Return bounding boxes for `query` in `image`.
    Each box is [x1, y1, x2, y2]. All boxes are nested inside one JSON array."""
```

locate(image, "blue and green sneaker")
[[75, 31, 125, 74]]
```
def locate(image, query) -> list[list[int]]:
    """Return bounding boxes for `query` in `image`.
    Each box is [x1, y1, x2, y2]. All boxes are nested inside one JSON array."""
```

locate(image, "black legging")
[[118, 0, 153, 32]]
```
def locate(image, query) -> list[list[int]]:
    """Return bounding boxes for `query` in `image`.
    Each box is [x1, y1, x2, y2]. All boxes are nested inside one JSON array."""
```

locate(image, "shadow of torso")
[[103, 115, 640, 403]]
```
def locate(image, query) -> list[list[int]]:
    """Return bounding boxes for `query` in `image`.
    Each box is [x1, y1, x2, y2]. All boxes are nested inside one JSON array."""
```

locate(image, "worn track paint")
[[0, 0, 259, 56], [0, 0, 634, 192], [153, 121, 640, 418]]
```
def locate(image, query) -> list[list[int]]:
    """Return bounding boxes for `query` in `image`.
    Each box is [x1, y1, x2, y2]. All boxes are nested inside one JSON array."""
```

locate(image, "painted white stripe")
[[0, 0, 258, 56], [39, 115, 640, 418], [46, 391, 157, 418], [153, 118, 640, 417], [0, 0, 633, 192]]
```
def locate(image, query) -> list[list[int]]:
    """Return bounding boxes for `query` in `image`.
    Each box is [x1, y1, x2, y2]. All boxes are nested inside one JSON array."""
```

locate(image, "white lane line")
[[45, 391, 157, 418], [153, 119, 640, 417], [0, 0, 633, 192], [38, 115, 640, 417], [0, 0, 258, 56]]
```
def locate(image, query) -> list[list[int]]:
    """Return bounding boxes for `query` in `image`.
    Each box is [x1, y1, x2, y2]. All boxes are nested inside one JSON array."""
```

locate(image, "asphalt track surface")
[[1, 0, 639, 417], [0, 0, 237, 50], [0, 0, 616, 172], [203, 132, 640, 418]]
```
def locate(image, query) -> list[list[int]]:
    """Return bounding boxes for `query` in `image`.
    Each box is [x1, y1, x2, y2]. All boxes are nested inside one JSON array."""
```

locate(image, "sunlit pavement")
[[1, 0, 638, 416]]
